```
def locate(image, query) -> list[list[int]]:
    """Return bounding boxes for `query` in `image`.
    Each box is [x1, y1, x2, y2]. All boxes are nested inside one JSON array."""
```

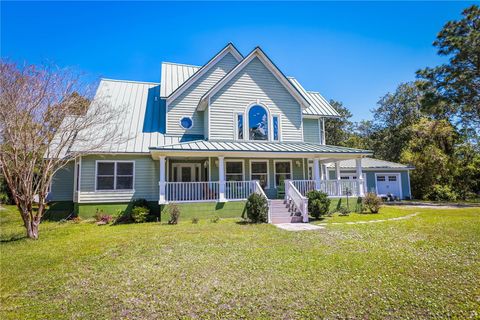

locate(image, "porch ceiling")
[[150, 140, 372, 159]]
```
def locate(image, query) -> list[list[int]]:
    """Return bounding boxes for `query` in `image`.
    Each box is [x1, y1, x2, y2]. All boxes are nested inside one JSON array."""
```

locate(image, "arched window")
[[248, 105, 268, 140]]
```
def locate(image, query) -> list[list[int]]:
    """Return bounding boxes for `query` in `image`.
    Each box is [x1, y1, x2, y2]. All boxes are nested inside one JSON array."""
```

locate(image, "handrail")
[[254, 180, 271, 223], [285, 180, 308, 223]]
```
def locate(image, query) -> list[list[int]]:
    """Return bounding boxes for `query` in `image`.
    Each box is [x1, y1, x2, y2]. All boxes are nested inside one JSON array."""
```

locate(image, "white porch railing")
[[285, 180, 309, 223], [291, 180, 365, 197], [225, 181, 256, 200], [165, 182, 220, 202], [253, 180, 271, 223]]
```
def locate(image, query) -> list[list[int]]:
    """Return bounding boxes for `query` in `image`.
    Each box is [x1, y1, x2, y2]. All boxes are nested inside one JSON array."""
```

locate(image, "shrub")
[[167, 203, 180, 225], [425, 184, 458, 202], [306, 190, 330, 219], [191, 217, 199, 224], [362, 192, 382, 213], [94, 209, 113, 224], [71, 216, 82, 224], [245, 193, 268, 223], [210, 215, 220, 223], [337, 206, 350, 216], [131, 206, 149, 223], [0, 192, 9, 204]]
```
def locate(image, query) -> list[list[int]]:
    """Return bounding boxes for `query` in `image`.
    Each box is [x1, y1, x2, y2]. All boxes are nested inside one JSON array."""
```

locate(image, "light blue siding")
[[49, 162, 74, 201], [167, 53, 238, 136], [400, 171, 411, 198], [209, 57, 303, 141], [79, 155, 159, 203], [303, 119, 321, 144]]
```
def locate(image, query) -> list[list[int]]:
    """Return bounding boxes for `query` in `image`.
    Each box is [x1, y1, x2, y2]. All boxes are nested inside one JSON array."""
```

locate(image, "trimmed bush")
[[131, 206, 149, 223], [306, 190, 330, 219], [167, 203, 181, 225], [337, 206, 350, 216], [191, 217, 199, 224], [246, 193, 268, 223], [210, 215, 220, 223], [362, 192, 382, 213], [425, 184, 458, 202]]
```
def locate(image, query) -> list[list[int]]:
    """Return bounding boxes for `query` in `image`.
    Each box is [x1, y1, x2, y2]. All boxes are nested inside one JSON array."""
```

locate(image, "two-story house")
[[48, 44, 413, 222]]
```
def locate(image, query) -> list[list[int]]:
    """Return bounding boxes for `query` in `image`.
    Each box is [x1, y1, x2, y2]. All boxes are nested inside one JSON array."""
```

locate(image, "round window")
[[180, 117, 193, 130]]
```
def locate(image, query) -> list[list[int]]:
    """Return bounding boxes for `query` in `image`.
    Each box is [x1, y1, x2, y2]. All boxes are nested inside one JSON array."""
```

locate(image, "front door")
[[173, 164, 201, 182]]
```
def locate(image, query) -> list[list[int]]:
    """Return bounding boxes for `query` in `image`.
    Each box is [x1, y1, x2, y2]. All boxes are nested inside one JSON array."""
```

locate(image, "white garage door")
[[376, 174, 401, 197]]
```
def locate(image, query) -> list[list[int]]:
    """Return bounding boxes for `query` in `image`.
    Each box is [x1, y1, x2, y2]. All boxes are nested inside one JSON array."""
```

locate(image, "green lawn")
[[1, 205, 479, 319]]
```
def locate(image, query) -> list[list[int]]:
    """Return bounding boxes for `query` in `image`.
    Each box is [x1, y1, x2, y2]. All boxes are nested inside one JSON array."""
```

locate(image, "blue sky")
[[1, 1, 473, 121]]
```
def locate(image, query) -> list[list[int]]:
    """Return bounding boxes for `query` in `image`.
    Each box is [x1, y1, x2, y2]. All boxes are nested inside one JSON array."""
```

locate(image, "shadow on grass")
[[1, 233, 27, 243]]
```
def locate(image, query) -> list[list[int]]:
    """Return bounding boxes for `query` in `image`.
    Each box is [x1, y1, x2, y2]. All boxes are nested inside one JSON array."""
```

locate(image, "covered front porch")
[[151, 140, 371, 205]]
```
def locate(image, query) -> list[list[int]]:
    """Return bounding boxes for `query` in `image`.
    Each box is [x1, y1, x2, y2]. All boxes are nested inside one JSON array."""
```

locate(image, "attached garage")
[[327, 158, 414, 200]]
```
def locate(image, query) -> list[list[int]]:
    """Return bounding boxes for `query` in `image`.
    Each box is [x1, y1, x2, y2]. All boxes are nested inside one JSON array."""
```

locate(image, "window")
[[236, 113, 244, 140], [251, 161, 268, 189], [273, 115, 280, 141], [274, 161, 291, 186], [248, 105, 268, 140], [96, 161, 134, 191], [179, 116, 193, 130], [388, 176, 397, 182], [225, 161, 244, 181], [340, 176, 350, 180], [377, 175, 386, 182]]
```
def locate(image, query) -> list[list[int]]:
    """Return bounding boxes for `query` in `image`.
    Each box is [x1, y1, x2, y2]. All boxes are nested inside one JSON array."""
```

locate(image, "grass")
[[1, 205, 479, 319], [311, 206, 421, 224]]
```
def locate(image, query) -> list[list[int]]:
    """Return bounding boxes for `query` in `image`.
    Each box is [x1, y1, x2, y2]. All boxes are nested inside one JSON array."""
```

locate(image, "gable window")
[[273, 115, 280, 141], [236, 113, 244, 140], [180, 116, 193, 130], [248, 105, 268, 140], [225, 161, 244, 181], [96, 161, 134, 191], [251, 160, 269, 189], [274, 161, 292, 186]]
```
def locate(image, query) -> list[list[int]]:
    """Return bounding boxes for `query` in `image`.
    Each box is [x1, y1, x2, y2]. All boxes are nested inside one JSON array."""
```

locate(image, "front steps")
[[270, 199, 303, 224]]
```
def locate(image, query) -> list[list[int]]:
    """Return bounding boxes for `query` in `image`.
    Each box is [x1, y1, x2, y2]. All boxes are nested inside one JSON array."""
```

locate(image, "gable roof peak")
[[165, 43, 243, 103]]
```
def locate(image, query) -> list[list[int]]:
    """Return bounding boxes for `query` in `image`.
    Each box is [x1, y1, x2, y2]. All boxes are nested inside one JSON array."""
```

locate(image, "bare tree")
[[0, 61, 124, 239]]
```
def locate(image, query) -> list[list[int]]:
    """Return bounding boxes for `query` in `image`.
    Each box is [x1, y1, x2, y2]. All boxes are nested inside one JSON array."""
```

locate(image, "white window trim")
[[272, 114, 281, 141], [273, 160, 293, 187], [225, 159, 245, 181], [179, 116, 194, 130], [374, 172, 402, 199], [245, 101, 273, 142], [234, 112, 245, 140], [172, 163, 201, 182], [250, 160, 269, 189], [95, 160, 135, 192]]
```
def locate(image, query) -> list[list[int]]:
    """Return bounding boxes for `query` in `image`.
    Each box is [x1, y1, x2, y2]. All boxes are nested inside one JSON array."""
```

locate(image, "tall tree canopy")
[[324, 100, 353, 146], [417, 5, 480, 135]]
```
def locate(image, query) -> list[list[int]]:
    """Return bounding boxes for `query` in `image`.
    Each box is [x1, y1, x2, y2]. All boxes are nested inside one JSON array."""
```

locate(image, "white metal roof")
[[151, 139, 372, 155], [69, 79, 201, 153], [160, 62, 201, 98], [288, 77, 340, 117], [325, 158, 414, 169]]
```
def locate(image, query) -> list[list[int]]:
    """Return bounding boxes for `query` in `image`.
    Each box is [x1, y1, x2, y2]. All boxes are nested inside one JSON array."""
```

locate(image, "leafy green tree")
[[416, 5, 480, 135], [370, 83, 423, 162], [325, 100, 353, 146], [400, 118, 458, 199]]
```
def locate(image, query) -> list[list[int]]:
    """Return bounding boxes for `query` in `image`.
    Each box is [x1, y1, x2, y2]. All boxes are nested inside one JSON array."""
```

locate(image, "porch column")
[[218, 156, 226, 202], [159, 156, 166, 204], [355, 158, 365, 196], [335, 161, 342, 196], [313, 158, 321, 190]]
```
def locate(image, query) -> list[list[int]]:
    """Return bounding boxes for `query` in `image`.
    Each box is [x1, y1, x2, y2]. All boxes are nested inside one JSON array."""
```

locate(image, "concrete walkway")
[[275, 223, 325, 231]]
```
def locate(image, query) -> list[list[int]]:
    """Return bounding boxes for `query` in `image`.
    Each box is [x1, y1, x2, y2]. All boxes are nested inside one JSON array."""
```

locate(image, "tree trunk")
[[25, 219, 39, 240]]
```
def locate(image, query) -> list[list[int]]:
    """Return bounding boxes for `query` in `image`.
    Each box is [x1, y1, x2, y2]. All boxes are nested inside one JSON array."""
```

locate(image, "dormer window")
[[180, 116, 193, 130], [248, 105, 268, 140]]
